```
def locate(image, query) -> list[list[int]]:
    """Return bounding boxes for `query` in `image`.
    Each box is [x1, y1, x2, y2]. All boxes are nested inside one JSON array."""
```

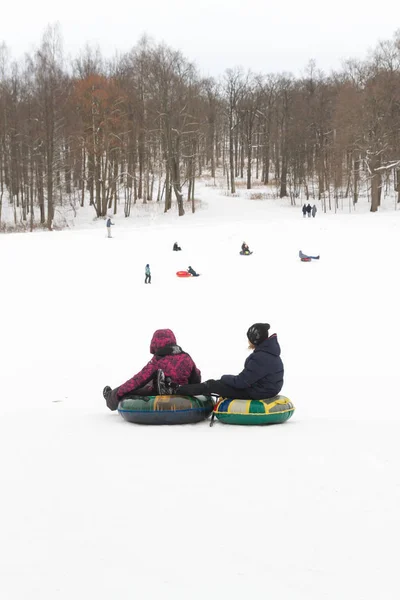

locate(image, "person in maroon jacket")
[[103, 328, 201, 411]]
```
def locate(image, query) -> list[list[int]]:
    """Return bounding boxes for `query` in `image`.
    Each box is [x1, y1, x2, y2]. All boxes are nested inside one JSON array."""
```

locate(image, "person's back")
[[237, 335, 284, 399], [176, 322, 284, 400], [117, 329, 201, 397], [103, 328, 201, 410]]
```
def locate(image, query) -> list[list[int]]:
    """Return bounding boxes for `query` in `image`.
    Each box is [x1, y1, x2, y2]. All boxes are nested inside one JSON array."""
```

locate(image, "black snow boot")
[[156, 370, 177, 395]]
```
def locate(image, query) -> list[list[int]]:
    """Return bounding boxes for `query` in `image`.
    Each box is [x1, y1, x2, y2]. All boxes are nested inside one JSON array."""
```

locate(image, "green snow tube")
[[118, 394, 214, 425], [212, 395, 295, 426]]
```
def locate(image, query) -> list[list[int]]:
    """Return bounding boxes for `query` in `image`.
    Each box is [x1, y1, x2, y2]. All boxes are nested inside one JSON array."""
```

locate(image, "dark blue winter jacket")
[[107, 218, 113, 227], [221, 334, 284, 399]]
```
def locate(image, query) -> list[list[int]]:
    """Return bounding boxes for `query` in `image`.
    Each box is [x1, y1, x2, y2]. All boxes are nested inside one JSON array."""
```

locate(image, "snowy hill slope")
[[1, 182, 400, 599]]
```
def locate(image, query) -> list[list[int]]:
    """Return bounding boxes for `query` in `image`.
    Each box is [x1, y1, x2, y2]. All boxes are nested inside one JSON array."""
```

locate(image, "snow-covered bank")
[[1, 181, 399, 599]]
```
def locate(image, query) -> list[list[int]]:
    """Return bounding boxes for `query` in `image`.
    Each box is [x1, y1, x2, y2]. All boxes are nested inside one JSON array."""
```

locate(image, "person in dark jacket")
[[187, 266, 199, 277], [241, 242, 251, 255], [103, 328, 201, 410], [106, 217, 114, 237], [311, 204, 317, 218], [306, 203, 312, 217], [302, 204, 307, 217], [169, 323, 284, 400], [173, 242, 182, 251]]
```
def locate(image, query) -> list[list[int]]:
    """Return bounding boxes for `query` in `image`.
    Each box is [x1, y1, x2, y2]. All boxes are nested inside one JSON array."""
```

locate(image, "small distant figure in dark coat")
[[173, 242, 182, 251], [145, 264, 151, 284], [240, 242, 252, 255], [299, 250, 320, 261], [106, 217, 114, 237], [302, 204, 307, 217], [312, 205, 317, 218], [306, 203, 312, 217], [187, 266, 199, 277]]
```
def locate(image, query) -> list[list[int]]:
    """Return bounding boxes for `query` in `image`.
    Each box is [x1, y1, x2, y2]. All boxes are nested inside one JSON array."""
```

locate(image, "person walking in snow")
[[171, 323, 284, 400], [145, 264, 151, 284], [173, 242, 182, 251], [102, 328, 202, 410], [312, 204, 317, 218], [306, 203, 312, 217], [302, 204, 307, 218], [106, 217, 114, 238]]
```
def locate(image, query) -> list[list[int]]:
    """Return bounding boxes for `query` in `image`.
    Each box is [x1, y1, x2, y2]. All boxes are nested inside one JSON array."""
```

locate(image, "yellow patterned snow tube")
[[211, 395, 295, 426]]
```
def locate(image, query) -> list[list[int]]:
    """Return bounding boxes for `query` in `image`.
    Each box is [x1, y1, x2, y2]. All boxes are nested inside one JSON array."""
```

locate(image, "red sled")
[[300, 257, 311, 262], [176, 271, 191, 277]]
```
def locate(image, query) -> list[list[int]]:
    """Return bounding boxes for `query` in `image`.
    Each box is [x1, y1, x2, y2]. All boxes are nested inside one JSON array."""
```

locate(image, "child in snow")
[[173, 242, 182, 251], [299, 250, 320, 261], [187, 266, 199, 277], [302, 204, 307, 217], [241, 242, 251, 255], [167, 323, 284, 400], [312, 204, 317, 218], [145, 264, 151, 284], [306, 203, 312, 217], [106, 217, 114, 238], [103, 328, 202, 410]]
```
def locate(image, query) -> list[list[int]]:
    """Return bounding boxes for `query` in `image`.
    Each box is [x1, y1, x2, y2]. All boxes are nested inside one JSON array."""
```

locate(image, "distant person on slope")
[[103, 329, 201, 411], [240, 242, 252, 255], [187, 266, 199, 277], [106, 217, 114, 238], [299, 250, 320, 261], [312, 204, 317, 218], [302, 204, 307, 217], [162, 323, 284, 399], [145, 264, 151, 284], [306, 203, 312, 217], [173, 242, 182, 251]]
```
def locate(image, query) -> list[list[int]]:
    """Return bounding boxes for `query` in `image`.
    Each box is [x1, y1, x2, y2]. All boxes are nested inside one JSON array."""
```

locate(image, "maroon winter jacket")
[[117, 329, 201, 397]]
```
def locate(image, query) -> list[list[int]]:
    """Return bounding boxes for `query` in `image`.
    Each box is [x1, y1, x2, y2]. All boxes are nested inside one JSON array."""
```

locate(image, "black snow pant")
[[176, 379, 257, 399], [105, 371, 162, 411], [145, 274, 151, 284]]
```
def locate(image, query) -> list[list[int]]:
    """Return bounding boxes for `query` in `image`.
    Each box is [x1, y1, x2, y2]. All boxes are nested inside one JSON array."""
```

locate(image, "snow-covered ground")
[[1, 181, 400, 599]]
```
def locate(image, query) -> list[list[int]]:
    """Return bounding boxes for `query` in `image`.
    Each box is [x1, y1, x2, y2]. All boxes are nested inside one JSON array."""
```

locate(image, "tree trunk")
[[370, 154, 381, 212], [229, 109, 235, 194]]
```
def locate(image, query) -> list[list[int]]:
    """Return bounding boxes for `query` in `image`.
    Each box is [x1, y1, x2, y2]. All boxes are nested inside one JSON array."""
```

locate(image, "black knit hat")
[[247, 323, 270, 346]]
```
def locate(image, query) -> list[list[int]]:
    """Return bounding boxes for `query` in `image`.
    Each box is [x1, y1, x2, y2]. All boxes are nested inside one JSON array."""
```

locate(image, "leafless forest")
[[1, 25, 400, 230]]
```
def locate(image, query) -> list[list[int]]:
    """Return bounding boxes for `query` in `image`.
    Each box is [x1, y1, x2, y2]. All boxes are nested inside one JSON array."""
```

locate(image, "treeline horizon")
[[1, 24, 400, 230]]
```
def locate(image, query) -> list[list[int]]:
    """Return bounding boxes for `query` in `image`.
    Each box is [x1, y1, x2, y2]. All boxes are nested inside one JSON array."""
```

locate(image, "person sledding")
[[161, 323, 284, 400], [299, 250, 320, 261], [240, 242, 252, 255], [173, 242, 182, 251], [103, 328, 201, 411], [187, 266, 199, 277]]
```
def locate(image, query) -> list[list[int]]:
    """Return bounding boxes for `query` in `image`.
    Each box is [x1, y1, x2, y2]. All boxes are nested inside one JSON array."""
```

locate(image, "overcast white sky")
[[1, 0, 399, 76]]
